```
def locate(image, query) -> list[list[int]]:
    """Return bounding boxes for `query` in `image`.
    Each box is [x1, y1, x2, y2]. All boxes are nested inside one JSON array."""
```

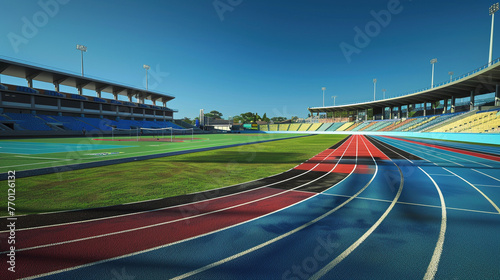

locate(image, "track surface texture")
[[1, 135, 499, 279]]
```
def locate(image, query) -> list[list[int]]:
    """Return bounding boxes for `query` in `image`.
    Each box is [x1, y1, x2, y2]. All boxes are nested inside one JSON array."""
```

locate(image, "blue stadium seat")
[[44, 90, 64, 97], [5, 113, 53, 131], [70, 94, 88, 100], [16, 86, 38, 94]]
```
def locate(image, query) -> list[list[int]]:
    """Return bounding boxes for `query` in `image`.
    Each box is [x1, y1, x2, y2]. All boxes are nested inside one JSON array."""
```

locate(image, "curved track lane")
[[2, 134, 500, 280]]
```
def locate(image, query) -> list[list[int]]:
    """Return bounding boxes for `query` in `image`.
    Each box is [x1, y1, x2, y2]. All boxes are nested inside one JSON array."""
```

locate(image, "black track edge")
[[366, 135, 424, 161]]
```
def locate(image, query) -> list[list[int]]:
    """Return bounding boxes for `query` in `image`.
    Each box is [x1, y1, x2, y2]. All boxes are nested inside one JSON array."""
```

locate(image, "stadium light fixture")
[[322, 87, 326, 107], [448, 71, 454, 82], [76, 44, 87, 77], [489, 3, 499, 66], [332, 95, 337, 106], [143, 64, 151, 90], [430, 58, 437, 88], [373, 79, 377, 101]]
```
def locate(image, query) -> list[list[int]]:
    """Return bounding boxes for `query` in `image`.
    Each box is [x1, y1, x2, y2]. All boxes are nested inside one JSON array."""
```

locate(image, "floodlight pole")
[[332, 95, 337, 106], [382, 89, 386, 99], [373, 79, 377, 101], [448, 71, 454, 82], [143, 64, 151, 90], [76, 44, 87, 77], [489, 3, 499, 66], [430, 58, 437, 88], [322, 87, 326, 107]]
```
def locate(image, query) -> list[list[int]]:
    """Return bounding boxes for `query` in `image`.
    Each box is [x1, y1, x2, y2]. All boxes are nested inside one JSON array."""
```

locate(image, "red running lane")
[[294, 135, 356, 172], [382, 136, 500, 162], [10, 187, 285, 250], [294, 135, 388, 173], [10, 190, 313, 280]]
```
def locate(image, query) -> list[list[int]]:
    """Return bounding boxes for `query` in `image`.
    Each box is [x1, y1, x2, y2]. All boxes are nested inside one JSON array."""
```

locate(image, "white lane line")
[[22, 136, 359, 279], [427, 174, 456, 177], [0, 136, 353, 222], [443, 168, 500, 214], [370, 136, 447, 280], [1, 137, 357, 250], [383, 139, 464, 167], [320, 193, 499, 215], [385, 137, 495, 168], [20, 191, 319, 280], [472, 168, 500, 182], [420, 167, 447, 280], [169, 136, 379, 280], [475, 184, 500, 188], [309, 135, 403, 280]]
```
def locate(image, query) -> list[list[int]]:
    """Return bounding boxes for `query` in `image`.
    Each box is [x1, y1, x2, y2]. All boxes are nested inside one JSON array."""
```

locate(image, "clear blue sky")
[[0, 0, 497, 119]]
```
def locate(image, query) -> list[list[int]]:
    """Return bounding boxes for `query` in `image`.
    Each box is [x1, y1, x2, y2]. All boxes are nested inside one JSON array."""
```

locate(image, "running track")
[[1, 135, 499, 279]]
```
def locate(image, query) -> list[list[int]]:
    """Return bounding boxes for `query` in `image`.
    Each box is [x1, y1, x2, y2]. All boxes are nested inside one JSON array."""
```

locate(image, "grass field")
[[0, 134, 345, 216], [0, 133, 304, 173]]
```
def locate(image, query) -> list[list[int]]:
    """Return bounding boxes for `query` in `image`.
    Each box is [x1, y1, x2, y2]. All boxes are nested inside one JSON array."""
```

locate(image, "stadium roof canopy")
[[309, 58, 500, 114], [0, 58, 174, 105]]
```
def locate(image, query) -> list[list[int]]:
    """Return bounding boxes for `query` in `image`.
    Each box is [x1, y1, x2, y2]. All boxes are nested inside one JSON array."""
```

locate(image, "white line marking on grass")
[[443, 168, 500, 214], [15, 155, 73, 161], [310, 135, 403, 280], [1, 136, 351, 224], [1, 136, 354, 233], [420, 167, 447, 280], [20, 136, 354, 279]]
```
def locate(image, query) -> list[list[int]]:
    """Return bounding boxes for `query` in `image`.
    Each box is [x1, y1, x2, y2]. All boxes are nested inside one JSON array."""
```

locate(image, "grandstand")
[[0, 58, 186, 137]]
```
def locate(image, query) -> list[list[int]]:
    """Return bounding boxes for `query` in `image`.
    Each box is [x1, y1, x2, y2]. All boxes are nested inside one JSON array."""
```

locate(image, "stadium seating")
[[70, 94, 87, 101], [307, 123, 323, 131], [288, 123, 302, 131], [41, 115, 98, 132], [326, 122, 346, 132], [316, 123, 333, 131], [43, 90, 64, 97], [350, 122, 371, 131], [268, 124, 279, 131], [279, 124, 290, 131], [259, 124, 269, 131], [432, 109, 500, 133], [336, 122, 355, 131], [16, 86, 38, 94], [5, 113, 53, 131], [0, 84, 7, 90], [358, 122, 377, 131], [298, 123, 311, 131]]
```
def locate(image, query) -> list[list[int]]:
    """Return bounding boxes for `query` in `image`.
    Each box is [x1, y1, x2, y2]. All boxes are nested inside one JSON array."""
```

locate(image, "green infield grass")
[[0, 134, 346, 216]]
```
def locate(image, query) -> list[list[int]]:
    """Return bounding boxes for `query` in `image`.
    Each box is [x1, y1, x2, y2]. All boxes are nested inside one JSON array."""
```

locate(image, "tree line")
[[181, 110, 298, 125]]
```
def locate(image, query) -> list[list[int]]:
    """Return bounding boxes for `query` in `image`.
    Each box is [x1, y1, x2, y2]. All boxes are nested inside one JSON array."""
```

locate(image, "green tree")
[[262, 113, 270, 123], [271, 116, 287, 123], [205, 110, 223, 119]]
